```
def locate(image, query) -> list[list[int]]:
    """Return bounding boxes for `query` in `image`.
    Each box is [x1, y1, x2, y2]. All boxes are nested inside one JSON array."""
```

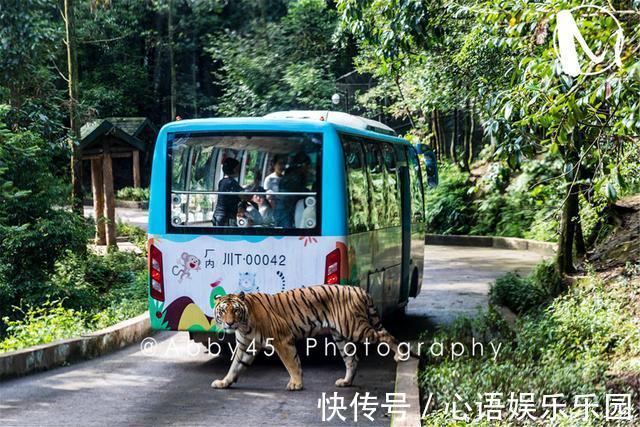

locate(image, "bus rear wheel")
[[409, 267, 419, 298]]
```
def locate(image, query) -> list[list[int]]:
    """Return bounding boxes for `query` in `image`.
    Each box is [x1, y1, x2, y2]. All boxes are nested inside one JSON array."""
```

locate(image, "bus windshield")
[[168, 132, 321, 233]]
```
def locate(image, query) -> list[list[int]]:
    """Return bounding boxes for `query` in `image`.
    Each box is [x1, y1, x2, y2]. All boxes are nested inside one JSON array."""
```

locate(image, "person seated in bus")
[[274, 152, 311, 228], [262, 154, 286, 192], [251, 186, 274, 225], [212, 157, 243, 226], [236, 200, 263, 227]]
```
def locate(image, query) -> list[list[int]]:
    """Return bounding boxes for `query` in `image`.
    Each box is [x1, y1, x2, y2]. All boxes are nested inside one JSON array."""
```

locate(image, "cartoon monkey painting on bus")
[[172, 252, 201, 283]]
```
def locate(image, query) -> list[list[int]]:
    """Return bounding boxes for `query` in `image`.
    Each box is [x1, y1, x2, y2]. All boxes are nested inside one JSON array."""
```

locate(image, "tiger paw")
[[211, 379, 230, 389], [286, 379, 303, 391], [335, 378, 352, 387]]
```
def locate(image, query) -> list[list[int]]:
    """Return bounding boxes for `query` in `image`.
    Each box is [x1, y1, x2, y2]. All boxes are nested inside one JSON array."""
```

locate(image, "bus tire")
[[409, 267, 419, 298]]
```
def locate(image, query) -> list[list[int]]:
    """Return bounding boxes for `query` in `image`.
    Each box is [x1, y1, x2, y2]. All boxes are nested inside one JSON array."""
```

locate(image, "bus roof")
[[158, 114, 410, 145]]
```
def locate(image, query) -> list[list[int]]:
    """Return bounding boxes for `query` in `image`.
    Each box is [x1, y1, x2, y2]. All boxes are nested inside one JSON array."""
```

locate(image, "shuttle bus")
[[147, 111, 436, 335]]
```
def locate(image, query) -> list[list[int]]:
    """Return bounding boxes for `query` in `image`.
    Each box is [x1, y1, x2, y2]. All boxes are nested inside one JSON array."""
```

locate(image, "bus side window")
[[341, 135, 369, 234], [365, 142, 385, 230], [382, 143, 401, 227], [171, 142, 189, 191], [406, 146, 425, 222]]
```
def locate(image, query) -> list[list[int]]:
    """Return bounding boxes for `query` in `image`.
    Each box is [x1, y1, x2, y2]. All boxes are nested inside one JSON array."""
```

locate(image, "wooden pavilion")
[[80, 117, 156, 246]]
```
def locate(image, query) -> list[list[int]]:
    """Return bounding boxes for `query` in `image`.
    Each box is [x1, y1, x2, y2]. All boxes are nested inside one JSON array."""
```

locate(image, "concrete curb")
[[426, 234, 556, 256], [391, 358, 421, 427], [0, 312, 151, 380]]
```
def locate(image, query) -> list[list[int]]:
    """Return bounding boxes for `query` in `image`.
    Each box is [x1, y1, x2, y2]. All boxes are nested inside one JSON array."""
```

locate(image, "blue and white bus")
[[147, 111, 436, 335]]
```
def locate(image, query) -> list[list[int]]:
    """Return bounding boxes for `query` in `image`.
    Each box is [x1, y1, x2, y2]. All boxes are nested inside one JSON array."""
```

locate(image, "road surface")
[[0, 245, 545, 426]]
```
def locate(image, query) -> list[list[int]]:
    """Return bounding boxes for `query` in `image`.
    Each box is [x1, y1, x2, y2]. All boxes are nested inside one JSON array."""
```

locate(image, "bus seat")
[[294, 199, 305, 228], [301, 205, 316, 228]]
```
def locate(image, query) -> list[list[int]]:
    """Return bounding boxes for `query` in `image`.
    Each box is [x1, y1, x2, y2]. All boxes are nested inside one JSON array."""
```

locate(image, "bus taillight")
[[149, 244, 165, 301], [325, 249, 341, 285]]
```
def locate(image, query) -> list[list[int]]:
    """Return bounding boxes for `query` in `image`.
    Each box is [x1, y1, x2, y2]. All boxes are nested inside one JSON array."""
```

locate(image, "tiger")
[[211, 284, 401, 391]]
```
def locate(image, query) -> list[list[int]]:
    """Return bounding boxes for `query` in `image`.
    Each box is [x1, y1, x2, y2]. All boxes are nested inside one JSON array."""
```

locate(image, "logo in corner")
[[553, 5, 624, 77]]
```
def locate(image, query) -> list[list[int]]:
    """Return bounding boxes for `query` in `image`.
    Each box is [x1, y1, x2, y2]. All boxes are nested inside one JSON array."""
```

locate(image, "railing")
[[171, 190, 316, 196]]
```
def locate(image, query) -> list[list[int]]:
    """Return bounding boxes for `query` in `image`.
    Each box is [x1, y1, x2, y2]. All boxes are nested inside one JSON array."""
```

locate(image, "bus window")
[[382, 143, 401, 227], [341, 135, 369, 234], [171, 140, 189, 191], [168, 132, 322, 233], [364, 142, 385, 230], [240, 151, 267, 189], [406, 146, 425, 222]]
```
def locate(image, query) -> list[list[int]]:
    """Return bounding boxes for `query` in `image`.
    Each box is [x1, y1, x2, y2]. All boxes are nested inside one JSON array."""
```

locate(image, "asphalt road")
[[0, 245, 545, 426]]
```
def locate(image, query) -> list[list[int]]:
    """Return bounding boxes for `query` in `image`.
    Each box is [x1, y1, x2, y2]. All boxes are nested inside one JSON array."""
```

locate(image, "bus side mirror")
[[423, 150, 438, 188]]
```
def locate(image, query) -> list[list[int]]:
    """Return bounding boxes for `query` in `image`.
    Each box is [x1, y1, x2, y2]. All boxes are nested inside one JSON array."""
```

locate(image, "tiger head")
[[213, 293, 249, 331]]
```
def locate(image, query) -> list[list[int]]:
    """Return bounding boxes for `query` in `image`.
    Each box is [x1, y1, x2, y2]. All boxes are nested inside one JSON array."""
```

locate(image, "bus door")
[[341, 135, 375, 303], [375, 142, 403, 313], [394, 145, 411, 304]]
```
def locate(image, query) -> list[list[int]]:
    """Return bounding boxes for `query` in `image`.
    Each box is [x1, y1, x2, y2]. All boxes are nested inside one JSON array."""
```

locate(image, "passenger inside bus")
[[211, 157, 243, 226], [251, 186, 274, 225], [235, 185, 274, 227], [274, 152, 311, 228], [263, 155, 286, 192]]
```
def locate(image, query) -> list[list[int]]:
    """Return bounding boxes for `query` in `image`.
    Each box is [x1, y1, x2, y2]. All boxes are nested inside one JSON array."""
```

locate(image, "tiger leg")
[[348, 321, 402, 363], [273, 335, 303, 391], [211, 335, 258, 389], [332, 332, 359, 387]]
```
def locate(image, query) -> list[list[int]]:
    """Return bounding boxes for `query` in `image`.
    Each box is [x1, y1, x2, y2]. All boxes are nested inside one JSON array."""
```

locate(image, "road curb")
[[0, 312, 151, 380], [426, 234, 556, 256], [392, 358, 421, 427]]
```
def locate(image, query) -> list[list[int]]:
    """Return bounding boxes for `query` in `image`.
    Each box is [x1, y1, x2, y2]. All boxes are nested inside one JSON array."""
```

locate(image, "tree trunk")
[[557, 184, 578, 274], [132, 150, 141, 188], [102, 150, 117, 248], [91, 158, 106, 245], [168, 0, 176, 120], [557, 132, 582, 274], [430, 109, 439, 159], [450, 109, 458, 164], [191, 27, 199, 118], [461, 109, 471, 172], [64, 0, 83, 215], [575, 212, 586, 257], [152, 9, 164, 111], [436, 110, 447, 160], [467, 106, 475, 169]]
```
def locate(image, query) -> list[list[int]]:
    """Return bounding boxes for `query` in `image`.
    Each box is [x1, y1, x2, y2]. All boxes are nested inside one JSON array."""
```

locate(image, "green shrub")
[[471, 158, 563, 242], [116, 221, 147, 253], [116, 186, 149, 201], [46, 250, 146, 312], [91, 296, 147, 330], [0, 301, 88, 353], [419, 267, 640, 423], [0, 251, 148, 351], [425, 162, 475, 234], [0, 113, 92, 322], [426, 159, 563, 241], [489, 261, 563, 314]]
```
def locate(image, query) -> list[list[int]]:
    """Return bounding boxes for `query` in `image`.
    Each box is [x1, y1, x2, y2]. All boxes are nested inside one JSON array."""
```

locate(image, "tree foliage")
[[339, 0, 640, 273], [209, 0, 343, 116]]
